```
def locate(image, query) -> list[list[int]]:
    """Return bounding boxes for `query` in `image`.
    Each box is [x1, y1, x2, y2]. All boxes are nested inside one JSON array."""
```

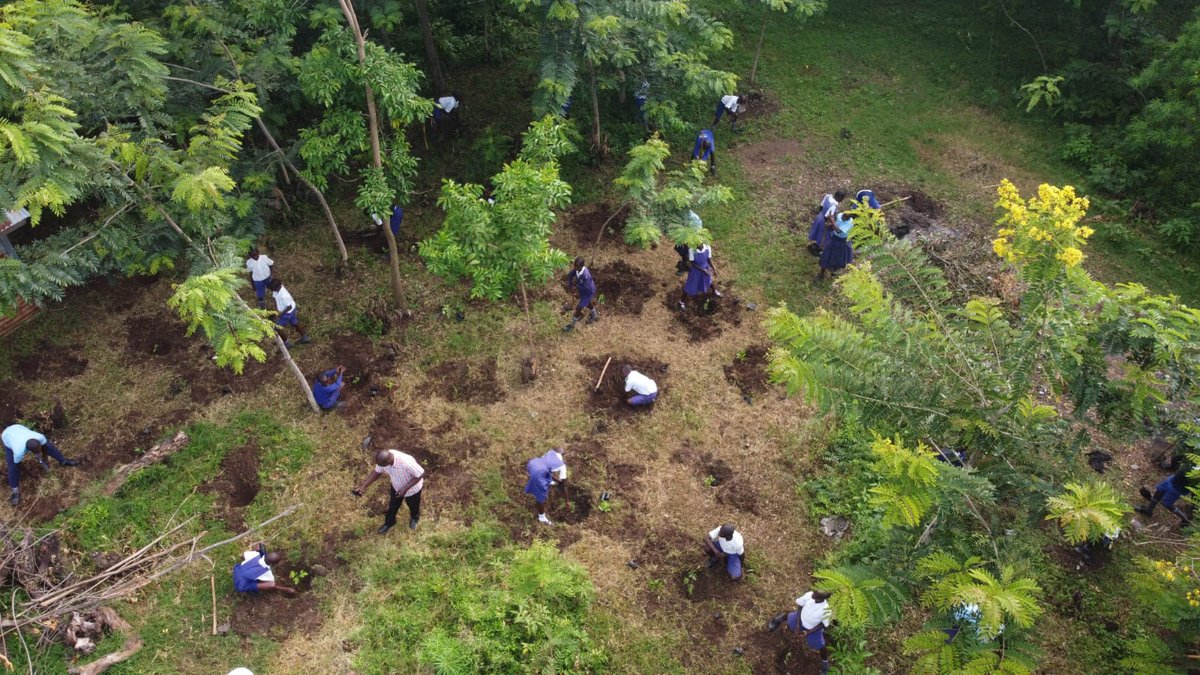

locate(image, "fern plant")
[[867, 436, 940, 529], [917, 552, 1043, 640], [812, 565, 907, 629], [1044, 481, 1129, 544]]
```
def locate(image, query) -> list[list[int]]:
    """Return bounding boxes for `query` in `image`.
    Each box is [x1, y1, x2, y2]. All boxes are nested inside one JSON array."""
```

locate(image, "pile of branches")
[[0, 504, 299, 673]]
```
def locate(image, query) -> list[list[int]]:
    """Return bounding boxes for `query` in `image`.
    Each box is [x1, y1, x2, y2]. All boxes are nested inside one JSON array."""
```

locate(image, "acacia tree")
[[740, 0, 826, 84], [299, 0, 433, 308], [0, 1, 319, 410], [614, 136, 731, 249], [418, 116, 573, 376], [511, 0, 737, 151], [159, 0, 350, 261]]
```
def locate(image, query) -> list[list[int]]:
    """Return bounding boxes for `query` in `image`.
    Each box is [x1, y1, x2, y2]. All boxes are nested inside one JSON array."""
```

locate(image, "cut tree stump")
[[100, 431, 189, 497], [66, 607, 143, 675]]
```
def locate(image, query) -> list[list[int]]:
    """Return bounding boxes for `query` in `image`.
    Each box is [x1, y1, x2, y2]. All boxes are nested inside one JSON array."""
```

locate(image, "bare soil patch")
[[15, 342, 88, 379], [563, 203, 627, 248], [580, 355, 669, 421], [743, 628, 824, 674], [665, 288, 745, 343], [0, 387, 30, 425], [724, 345, 773, 398], [593, 261, 654, 315], [202, 441, 262, 531], [182, 355, 276, 406], [314, 333, 397, 416], [124, 315, 192, 357], [636, 525, 697, 568], [230, 589, 323, 638], [717, 479, 760, 514], [425, 357, 504, 405]]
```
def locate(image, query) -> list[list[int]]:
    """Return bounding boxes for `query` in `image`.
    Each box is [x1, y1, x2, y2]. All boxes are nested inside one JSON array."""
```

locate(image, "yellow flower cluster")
[[1187, 588, 1200, 608], [1155, 560, 1178, 581], [992, 180, 1092, 271]]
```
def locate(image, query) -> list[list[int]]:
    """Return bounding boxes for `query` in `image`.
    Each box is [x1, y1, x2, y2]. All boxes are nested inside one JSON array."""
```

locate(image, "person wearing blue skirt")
[[855, 189, 881, 209], [807, 191, 846, 254], [524, 449, 568, 525], [679, 242, 717, 311], [816, 213, 853, 282], [692, 129, 715, 174], [564, 256, 598, 332]]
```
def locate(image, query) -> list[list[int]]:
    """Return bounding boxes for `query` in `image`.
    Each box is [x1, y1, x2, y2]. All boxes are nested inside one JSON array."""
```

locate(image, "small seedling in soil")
[[736, 348, 746, 361], [288, 569, 309, 586], [682, 569, 698, 597], [597, 499, 613, 513], [703, 475, 717, 487], [647, 578, 664, 593]]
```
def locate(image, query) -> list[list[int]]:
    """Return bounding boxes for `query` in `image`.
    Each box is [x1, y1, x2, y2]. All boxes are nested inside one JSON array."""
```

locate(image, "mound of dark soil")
[[742, 629, 824, 674], [593, 261, 654, 315], [723, 345, 772, 399], [0, 387, 29, 425], [564, 203, 627, 247], [315, 333, 396, 415], [717, 479, 760, 514], [580, 355, 669, 420], [183, 356, 277, 406], [230, 591, 322, 638], [665, 288, 744, 343], [425, 357, 504, 405], [636, 526, 697, 568], [15, 342, 88, 380], [124, 315, 191, 356]]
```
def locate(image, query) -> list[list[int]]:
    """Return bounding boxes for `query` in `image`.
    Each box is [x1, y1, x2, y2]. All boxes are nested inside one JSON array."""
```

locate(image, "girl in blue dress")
[[816, 213, 853, 281], [679, 243, 717, 311], [807, 190, 846, 254]]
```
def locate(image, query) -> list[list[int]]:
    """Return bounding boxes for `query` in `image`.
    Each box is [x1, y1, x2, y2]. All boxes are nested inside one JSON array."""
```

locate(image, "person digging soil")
[[703, 523, 745, 581], [563, 256, 598, 332], [352, 449, 425, 534], [232, 543, 297, 596], [2, 423, 80, 506], [621, 365, 658, 407], [524, 448, 568, 525], [768, 590, 834, 674]]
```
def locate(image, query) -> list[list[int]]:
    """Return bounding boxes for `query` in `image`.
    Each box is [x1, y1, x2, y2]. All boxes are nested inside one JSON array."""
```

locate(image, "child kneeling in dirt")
[[312, 366, 346, 410], [233, 543, 296, 596], [622, 365, 658, 406], [703, 523, 745, 580]]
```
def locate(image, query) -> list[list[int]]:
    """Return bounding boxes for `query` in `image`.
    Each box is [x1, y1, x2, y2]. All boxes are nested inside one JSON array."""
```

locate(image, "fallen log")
[[100, 432, 189, 497]]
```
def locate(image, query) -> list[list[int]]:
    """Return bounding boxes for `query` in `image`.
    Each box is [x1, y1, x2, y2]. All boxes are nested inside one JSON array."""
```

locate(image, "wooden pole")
[[594, 357, 613, 392], [209, 575, 216, 636]]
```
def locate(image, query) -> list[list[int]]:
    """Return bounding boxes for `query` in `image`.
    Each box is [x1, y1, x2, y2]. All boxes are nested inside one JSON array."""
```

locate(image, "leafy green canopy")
[[512, 0, 737, 131], [419, 116, 573, 301], [614, 136, 731, 249]]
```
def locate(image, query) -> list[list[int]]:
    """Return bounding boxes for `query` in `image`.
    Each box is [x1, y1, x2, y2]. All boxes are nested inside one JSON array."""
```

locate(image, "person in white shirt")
[[621, 365, 658, 406], [432, 94, 461, 137], [231, 543, 296, 596], [2, 423, 79, 505], [703, 524, 744, 580], [266, 278, 310, 346], [768, 589, 834, 673], [244, 247, 275, 308], [352, 450, 426, 534], [712, 93, 744, 132]]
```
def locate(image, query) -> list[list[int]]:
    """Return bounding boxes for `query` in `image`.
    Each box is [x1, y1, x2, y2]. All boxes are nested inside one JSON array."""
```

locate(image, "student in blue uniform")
[[312, 366, 346, 410], [808, 191, 846, 254], [564, 256, 598, 332], [675, 211, 704, 275], [816, 213, 854, 282], [713, 94, 743, 132], [267, 279, 310, 346], [524, 449, 568, 525], [1, 423, 79, 505], [245, 247, 275, 309], [232, 543, 297, 596], [855, 189, 881, 209], [692, 129, 716, 174], [635, 80, 650, 129], [679, 241, 716, 311]]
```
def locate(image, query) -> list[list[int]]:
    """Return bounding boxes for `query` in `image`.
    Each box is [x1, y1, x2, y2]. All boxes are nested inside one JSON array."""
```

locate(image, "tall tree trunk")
[[414, 0, 448, 93], [483, 0, 493, 61], [749, 4, 769, 85], [338, 0, 406, 308], [519, 279, 537, 379], [273, 332, 320, 412], [254, 118, 348, 262], [587, 59, 605, 156]]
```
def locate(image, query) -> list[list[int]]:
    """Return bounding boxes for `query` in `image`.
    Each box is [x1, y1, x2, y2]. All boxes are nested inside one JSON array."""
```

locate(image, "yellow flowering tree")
[[992, 180, 1094, 282]]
